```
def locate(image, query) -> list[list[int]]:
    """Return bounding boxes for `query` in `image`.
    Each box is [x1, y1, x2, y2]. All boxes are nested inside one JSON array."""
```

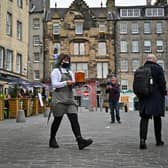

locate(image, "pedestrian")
[[137, 54, 167, 149], [49, 53, 93, 150], [106, 76, 121, 123]]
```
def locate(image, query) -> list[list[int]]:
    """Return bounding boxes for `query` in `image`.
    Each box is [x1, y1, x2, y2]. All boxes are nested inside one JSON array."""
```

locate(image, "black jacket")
[[139, 61, 167, 117]]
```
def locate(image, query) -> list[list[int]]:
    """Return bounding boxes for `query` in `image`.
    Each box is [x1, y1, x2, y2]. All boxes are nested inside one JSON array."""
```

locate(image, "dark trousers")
[[50, 113, 81, 139], [140, 116, 162, 142], [109, 101, 120, 122]]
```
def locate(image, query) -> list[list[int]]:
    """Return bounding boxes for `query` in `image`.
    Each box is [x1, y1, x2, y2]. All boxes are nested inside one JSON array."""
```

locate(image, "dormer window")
[[75, 22, 83, 35], [53, 23, 60, 35]]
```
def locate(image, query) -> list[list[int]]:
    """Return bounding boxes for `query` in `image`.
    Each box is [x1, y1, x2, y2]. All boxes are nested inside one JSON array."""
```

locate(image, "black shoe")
[[117, 121, 121, 124], [111, 121, 115, 124], [156, 140, 164, 146], [77, 137, 93, 150], [139, 139, 147, 149], [49, 138, 59, 148]]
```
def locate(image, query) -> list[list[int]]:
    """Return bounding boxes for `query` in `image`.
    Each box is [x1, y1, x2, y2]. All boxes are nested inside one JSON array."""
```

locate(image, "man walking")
[[136, 54, 167, 149], [106, 76, 121, 123]]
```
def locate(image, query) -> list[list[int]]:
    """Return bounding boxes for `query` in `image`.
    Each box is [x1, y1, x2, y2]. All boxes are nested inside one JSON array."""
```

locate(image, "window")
[[5, 50, 13, 71], [157, 60, 164, 70], [97, 62, 108, 79], [145, 8, 164, 17], [120, 8, 141, 17], [74, 43, 85, 55], [121, 80, 128, 90], [120, 60, 128, 72], [132, 60, 140, 72], [156, 23, 162, 34], [75, 22, 83, 35], [53, 23, 60, 34], [34, 52, 40, 62], [132, 41, 139, 53], [144, 40, 151, 53], [98, 42, 106, 56], [99, 23, 106, 32], [120, 23, 127, 34], [33, 35, 40, 45], [17, 0, 23, 8], [71, 63, 88, 78], [16, 53, 22, 73], [144, 22, 151, 34], [17, 21, 22, 40], [120, 41, 127, 53], [34, 70, 40, 80], [131, 23, 139, 34], [156, 40, 163, 52], [0, 47, 4, 68], [33, 18, 40, 28], [53, 43, 60, 59], [6, 12, 12, 36]]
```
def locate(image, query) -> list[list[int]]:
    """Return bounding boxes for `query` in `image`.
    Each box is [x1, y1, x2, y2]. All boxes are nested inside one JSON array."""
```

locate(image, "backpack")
[[133, 65, 153, 96]]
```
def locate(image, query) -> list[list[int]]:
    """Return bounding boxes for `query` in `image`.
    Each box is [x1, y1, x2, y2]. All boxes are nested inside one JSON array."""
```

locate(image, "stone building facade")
[[0, 0, 29, 93]]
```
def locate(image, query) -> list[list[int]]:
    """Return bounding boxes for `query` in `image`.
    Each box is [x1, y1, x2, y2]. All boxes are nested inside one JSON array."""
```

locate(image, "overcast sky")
[[50, 0, 157, 8]]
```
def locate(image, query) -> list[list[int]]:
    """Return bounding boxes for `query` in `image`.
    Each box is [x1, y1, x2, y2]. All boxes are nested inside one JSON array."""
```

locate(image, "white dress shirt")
[[51, 68, 75, 89]]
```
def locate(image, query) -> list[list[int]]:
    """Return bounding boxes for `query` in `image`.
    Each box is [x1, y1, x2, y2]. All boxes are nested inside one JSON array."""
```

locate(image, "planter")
[[0, 99, 4, 120], [22, 98, 31, 117], [32, 98, 39, 115], [8, 98, 19, 119]]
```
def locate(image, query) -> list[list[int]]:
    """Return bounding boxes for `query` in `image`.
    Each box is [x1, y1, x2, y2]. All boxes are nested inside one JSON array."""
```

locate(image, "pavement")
[[0, 108, 168, 168]]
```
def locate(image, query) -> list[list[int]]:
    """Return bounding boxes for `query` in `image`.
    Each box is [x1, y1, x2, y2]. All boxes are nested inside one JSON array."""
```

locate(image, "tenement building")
[[0, 0, 29, 94], [115, 1, 168, 91], [45, 0, 115, 108]]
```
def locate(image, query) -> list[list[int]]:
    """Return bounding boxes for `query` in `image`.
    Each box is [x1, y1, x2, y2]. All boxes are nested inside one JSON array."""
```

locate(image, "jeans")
[[109, 100, 120, 122]]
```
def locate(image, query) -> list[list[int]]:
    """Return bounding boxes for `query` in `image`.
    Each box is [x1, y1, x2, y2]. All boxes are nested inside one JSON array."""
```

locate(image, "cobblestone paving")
[[0, 109, 168, 168]]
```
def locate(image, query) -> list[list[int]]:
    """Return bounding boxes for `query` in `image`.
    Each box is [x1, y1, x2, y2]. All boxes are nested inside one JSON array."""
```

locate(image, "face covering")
[[62, 62, 70, 68]]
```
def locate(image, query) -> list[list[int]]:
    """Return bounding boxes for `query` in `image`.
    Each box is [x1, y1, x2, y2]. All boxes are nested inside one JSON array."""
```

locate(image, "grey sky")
[[50, 0, 157, 8]]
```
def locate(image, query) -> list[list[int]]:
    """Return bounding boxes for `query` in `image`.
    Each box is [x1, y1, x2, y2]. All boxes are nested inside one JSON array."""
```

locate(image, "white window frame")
[[121, 79, 128, 91], [144, 22, 151, 34], [17, 0, 23, 8], [33, 18, 40, 29], [132, 59, 140, 72], [99, 23, 106, 33], [98, 42, 106, 56], [120, 41, 127, 53], [16, 53, 22, 73], [156, 40, 163, 52], [120, 23, 127, 34], [131, 23, 139, 34], [120, 8, 141, 17], [75, 22, 83, 35], [0, 47, 4, 68], [97, 62, 108, 79], [53, 23, 60, 35], [34, 52, 40, 62], [33, 35, 40, 46], [144, 40, 151, 53], [17, 20, 22, 40], [145, 8, 164, 17], [34, 70, 40, 80], [74, 43, 85, 55], [5, 50, 13, 71], [132, 41, 139, 53], [120, 60, 128, 72], [6, 12, 12, 36], [156, 22, 162, 34]]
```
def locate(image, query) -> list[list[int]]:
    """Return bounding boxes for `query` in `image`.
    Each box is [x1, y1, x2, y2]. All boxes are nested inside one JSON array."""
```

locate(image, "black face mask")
[[62, 62, 70, 68]]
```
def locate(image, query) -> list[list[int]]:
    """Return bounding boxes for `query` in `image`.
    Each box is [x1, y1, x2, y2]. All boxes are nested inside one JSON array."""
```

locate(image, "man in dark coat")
[[138, 54, 167, 149], [106, 76, 121, 123]]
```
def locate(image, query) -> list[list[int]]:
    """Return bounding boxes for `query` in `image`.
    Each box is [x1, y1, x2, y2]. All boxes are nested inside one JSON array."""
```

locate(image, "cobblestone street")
[[0, 109, 168, 168]]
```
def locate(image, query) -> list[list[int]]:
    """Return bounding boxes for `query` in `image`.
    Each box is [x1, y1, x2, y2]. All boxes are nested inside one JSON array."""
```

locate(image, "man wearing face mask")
[[49, 53, 93, 150]]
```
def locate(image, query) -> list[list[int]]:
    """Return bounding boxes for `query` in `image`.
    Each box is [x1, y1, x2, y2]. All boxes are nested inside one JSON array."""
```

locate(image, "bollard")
[[16, 109, 26, 122]]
